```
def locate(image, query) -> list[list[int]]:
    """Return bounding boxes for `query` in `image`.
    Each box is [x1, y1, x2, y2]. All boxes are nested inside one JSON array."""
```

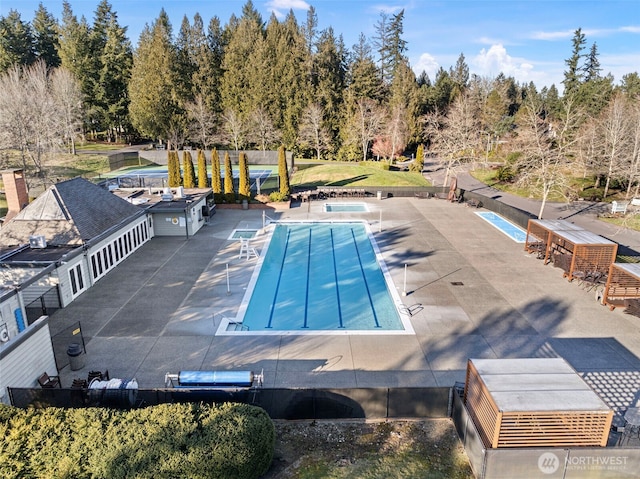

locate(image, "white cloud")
[[413, 52, 440, 79], [266, 0, 310, 18], [472, 44, 533, 78], [620, 26, 640, 33], [372, 3, 405, 15], [531, 29, 574, 41], [471, 43, 564, 87]]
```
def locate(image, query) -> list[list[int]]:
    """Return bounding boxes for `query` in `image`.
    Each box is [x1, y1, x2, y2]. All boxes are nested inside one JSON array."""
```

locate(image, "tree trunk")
[[603, 175, 611, 199]]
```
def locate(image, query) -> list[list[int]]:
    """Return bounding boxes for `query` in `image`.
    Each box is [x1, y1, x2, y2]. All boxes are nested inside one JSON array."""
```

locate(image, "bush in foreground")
[[0, 402, 275, 479]]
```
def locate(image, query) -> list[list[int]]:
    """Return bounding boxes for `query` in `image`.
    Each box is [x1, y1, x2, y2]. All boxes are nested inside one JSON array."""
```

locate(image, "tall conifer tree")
[[211, 148, 222, 195], [168, 150, 181, 187], [197, 149, 208, 188], [223, 151, 235, 202], [238, 152, 250, 201], [183, 150, 196, 187], [278, 145, 290, 197]]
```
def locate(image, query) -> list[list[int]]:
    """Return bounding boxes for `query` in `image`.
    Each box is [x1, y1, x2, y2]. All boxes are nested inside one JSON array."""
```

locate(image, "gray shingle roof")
[[0, 178, 142, 247]]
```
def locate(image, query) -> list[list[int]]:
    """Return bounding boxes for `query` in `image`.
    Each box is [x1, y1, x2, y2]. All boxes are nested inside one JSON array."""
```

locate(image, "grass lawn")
[[600, 213, 640, 232], [75, 142, 127, 151], [292, 163, 430, 188]]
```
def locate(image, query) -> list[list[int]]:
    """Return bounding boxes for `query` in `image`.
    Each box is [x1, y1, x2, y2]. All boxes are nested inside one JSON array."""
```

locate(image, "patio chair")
[[38, 372, 61, 388]]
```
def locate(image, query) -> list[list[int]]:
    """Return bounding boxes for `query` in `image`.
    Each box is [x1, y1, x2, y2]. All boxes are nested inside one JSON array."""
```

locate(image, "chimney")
[[2, 169, 29, 223]]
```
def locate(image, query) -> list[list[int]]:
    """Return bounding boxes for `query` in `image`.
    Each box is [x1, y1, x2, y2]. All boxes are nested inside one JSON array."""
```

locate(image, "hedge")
[[0, 402, 275, 479]]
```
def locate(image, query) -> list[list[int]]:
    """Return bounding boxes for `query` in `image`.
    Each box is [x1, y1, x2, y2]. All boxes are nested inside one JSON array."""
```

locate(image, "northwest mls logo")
[[538, 452, 560, 474]]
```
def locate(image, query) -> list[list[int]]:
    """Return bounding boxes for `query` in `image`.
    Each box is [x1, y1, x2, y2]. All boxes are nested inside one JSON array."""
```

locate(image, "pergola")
[[464, 358, 613, 448], [602, 262, 640, 312], [524, 219, 585, 262], [547, 229, 618, 282]]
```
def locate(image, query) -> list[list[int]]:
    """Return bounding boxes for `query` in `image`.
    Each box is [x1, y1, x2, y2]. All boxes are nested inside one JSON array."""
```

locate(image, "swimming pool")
[[228, 229, 258, 240], [323, 203, 369, 213], [475, 211, 527, 243], [221, 222, 411, 335]]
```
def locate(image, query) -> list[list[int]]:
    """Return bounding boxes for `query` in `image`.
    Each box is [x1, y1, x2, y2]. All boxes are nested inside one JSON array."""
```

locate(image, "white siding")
[[87, 216, 151, 283], [0, 295, 25, 339], [0, 317, 57, 404]]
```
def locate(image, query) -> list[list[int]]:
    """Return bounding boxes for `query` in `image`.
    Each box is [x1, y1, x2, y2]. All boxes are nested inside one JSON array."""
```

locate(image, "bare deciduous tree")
[[424, 92, 481, 187], [351, 98, 385, 162], [186, 94, 216, 149], [247, 107, 281, 156], [626, 99, 640, 198], [51, 67, 83, 155], [0, 60, 69, 184], [514, 94, 582, 218], [299, 103, 331, 161], [597, 93, 631, 198], [386, 104, 408, 161], [219, 109, 246, 152]]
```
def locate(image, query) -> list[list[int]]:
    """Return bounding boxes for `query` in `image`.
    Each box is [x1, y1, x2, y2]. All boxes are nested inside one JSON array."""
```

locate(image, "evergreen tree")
[[223, 151, 235, 202], [389, 58, 422, 145], [278, 145, 290, 197], [183, 150, 196, 187], [57, 2, 94, 132], [264, 12, 309, 147], [0, 10, 35, 73], [450, 53, 469, 98], [220, 1, 264, 119], [432, 67, 455, 111], [206, 16, 225, 113], [211, 148, 222, 195], [374, 9, 407, 84], [312, 28, 347, 149], [412, 143, 425, 172], [32, 4, 60, 68], [238, 151, 250, 200], [621, 73, 640, 99], [563, 28, 586, 97], [167, 150, 181, 187], [197, 149, 208, 188], [129, 10, 183, 146], [98, 17, 133, 142], [349, 34, 384, 101], [584, 43, 602, 82]]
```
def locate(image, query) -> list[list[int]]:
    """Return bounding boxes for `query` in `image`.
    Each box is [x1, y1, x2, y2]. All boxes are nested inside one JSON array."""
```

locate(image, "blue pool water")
[[236, 222, 404, 332], [323, 203, 369, 212], [228, 229, 258, 240], [475, 211, 527, 243]]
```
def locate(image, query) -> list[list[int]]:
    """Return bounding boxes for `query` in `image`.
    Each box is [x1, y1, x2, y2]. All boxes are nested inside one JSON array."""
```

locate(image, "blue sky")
[[2, 0, 639, 89]]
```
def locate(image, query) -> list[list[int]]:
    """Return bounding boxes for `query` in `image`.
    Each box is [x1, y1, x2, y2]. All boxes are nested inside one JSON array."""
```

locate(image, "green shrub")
[[269, 191, 289, 202], [495, 165, 515, 182], [0, 403, 275, 479]]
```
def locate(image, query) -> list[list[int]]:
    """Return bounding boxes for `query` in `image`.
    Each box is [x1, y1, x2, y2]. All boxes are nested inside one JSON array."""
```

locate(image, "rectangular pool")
[[221, 222, 411, 335], [475, 211, 527, 243], [323, 203, 369, 213], [228, 229, 258, 240]]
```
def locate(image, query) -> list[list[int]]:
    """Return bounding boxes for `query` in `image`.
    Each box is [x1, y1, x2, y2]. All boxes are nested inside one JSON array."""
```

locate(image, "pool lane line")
[[266, 228, 291, 329], [350, 227, 380, 328], [330, 228, 345, 328], [303, 228, 312, 328]]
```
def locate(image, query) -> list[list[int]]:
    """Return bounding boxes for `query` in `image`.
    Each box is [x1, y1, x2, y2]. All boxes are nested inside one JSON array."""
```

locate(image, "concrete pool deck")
[[50, 198, 640, 415]]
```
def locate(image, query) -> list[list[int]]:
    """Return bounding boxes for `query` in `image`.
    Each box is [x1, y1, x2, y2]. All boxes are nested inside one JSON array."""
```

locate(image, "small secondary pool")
[[222, 222, 411, 335], [323, 203, 369, 213], [475, 212, 526, 243], [228, 229, 258, 240]]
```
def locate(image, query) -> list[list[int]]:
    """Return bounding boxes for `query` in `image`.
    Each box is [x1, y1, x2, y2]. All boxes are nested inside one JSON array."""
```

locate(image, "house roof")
[[0, 177, 143, 247]]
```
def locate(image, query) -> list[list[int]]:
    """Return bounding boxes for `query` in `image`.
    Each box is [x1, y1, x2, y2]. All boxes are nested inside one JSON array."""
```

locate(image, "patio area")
[[49, 197, 640, 425]]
